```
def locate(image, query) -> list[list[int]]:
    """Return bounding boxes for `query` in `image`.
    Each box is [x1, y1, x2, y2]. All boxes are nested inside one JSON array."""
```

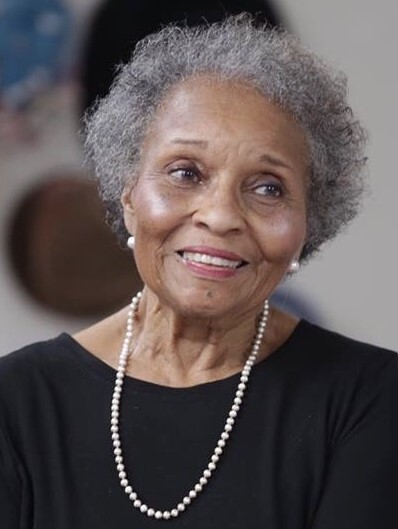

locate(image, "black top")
[[1, 320, 398, 529]]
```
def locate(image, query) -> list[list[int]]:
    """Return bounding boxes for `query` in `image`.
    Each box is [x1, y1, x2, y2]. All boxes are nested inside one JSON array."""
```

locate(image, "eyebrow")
[[171, 139, 293, 171], [171, 138, 208, 148], [258, 153, 293, 171]]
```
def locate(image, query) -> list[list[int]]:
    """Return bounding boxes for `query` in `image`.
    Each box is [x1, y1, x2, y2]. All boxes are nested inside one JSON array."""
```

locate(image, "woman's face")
[[123, 78, 308, 321]]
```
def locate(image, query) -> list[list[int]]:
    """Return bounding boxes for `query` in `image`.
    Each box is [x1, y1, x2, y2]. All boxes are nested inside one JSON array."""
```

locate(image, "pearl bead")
[[112, 290, 269, 519]]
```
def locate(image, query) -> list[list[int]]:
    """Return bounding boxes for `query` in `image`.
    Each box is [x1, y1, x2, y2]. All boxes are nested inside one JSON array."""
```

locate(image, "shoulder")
[[0, 334, 79, 403], [295, 319, 397, 371], [275, 319, 398, 412], [0, 334, 70, 376]]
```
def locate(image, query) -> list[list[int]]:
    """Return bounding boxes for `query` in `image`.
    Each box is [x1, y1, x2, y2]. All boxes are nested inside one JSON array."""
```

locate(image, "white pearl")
[[112, 290, 269, 519]]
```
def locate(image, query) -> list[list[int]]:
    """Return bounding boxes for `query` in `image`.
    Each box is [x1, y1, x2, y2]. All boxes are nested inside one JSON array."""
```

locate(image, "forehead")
[[143, 76, 309, 168]]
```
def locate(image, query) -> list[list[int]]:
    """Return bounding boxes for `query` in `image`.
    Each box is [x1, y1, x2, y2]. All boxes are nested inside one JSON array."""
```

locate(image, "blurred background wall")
[[1, 0, 397, 354]]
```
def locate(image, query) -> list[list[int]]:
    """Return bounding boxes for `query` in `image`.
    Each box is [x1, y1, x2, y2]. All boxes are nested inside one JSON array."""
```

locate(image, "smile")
[[181, 251, 244, 269]]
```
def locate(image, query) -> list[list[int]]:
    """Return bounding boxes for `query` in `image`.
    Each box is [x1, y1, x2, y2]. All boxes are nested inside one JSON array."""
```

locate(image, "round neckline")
[[57, 319, 307, 396]]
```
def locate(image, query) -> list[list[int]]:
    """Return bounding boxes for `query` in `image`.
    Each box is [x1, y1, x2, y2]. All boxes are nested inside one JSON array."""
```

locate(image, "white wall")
[[1, 0, 397, 353], [276, 0, 398, 350]]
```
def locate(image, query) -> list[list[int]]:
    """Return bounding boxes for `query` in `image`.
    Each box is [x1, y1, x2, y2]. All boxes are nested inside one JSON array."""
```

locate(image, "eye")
[[252, 182, 283, 197], [169, 166, 201, 183]]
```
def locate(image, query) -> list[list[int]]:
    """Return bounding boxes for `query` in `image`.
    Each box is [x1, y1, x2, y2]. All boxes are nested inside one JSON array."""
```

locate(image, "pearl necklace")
[[111, 291, 269, 520]]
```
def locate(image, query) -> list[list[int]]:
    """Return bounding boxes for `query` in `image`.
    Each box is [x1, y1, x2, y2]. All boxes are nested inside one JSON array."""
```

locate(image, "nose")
[[191, 180, 246, 235]]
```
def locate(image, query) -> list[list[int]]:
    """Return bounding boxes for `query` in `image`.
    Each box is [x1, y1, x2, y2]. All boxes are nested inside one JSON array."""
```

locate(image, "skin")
[[75, 77, 309, 387]]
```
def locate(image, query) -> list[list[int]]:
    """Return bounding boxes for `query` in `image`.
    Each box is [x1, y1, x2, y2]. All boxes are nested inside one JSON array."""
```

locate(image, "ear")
[[121, 184, 136, 235]]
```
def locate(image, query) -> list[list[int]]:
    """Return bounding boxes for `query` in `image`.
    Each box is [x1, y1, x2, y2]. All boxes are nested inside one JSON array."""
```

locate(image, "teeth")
[[182, 252, 242, 269]]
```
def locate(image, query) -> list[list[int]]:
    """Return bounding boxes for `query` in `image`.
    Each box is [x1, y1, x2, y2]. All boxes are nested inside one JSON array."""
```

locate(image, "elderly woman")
[[1, 16, 397, 529]]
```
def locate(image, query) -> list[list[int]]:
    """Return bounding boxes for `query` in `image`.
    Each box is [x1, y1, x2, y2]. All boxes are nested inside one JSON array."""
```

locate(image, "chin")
[[165, 285, 242, 321]]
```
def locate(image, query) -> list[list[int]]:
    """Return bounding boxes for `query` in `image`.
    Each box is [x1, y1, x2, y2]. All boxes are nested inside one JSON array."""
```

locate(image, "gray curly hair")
[[84, 15, 367, 262]]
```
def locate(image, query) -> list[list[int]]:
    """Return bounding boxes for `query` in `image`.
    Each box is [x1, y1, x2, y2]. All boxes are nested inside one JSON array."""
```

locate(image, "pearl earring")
[[289, 260, 300, 273], [127, 236, 135, 250]]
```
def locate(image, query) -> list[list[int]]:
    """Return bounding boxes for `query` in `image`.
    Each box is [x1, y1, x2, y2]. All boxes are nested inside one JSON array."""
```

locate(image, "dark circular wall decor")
[[7, 172, 142, 316]]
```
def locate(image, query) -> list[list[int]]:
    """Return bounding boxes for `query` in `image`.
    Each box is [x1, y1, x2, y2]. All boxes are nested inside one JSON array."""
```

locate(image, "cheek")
[[132, 180, 181, 237], [257, 210, 306, 261]]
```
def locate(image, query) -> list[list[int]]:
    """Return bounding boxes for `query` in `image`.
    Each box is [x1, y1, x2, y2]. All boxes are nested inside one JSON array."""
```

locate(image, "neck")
[[126, 288, 269, 387]]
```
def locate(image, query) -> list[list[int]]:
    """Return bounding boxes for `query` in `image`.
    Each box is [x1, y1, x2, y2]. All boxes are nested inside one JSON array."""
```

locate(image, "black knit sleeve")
[[310, 354, 398, 529], [0, 420, 22, 529]]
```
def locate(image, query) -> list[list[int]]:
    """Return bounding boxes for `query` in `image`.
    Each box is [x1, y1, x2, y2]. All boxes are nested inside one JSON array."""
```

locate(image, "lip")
[[176, 246, 248, 280], [177, 246, 246, 262]]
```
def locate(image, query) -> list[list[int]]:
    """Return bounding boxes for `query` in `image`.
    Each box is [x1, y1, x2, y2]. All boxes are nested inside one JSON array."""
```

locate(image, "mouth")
[[176, 249, 248, 270]]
